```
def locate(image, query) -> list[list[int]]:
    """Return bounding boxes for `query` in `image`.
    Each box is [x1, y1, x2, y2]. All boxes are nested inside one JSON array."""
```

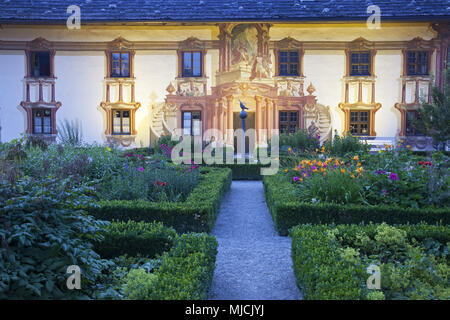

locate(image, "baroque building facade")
[[0, 3, 448, 150]]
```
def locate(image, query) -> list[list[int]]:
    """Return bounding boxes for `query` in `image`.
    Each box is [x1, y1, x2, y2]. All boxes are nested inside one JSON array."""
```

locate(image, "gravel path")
[[208, 181, 302, 300]]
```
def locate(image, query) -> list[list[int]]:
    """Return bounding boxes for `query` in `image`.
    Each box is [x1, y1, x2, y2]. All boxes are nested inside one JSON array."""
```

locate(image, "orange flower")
[[284, 169, 289, 173], [357, 162, 362, 167], [321, 168, 326, 172], [340, 169, 346, 174], [294, 167, 299, 171], [356, 167, 363, 173], [353, 155, 359, 161], [350, 174, 355, 179]]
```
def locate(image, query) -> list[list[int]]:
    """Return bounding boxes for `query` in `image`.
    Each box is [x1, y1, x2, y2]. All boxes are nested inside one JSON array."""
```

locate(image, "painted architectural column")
[[226, 95, 234, 145], [218, 100, 224, 142], [265, 98, 271, 140], [255, 95, 262, 144], [272, 99, 279, 132]]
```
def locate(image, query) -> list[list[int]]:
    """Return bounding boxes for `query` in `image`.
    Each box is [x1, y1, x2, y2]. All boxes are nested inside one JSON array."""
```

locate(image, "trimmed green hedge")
[[123, 233, 218, 300], [87, 167, 232, 233], [290, 223, 450, 300], [210, 163, 270, 180], [264, 173, 450, 236], [94, 220, 177, 259]]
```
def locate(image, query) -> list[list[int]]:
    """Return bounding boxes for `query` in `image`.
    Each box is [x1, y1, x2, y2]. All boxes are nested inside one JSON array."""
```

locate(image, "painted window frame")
[[349, 110, 370, 136], [345, 49, 376, 77], [182, 111, 202, 136], [181, 51, 203, 78], [277, 50, 300, 77], [279, 111, 299, 134], [32, 108, 53, 134], [25, 49, 55, 79], [404, 50, 431, 76], [111, 109, 131, 135], [110, 51, 131, 78], [348, 51, 372, 76]]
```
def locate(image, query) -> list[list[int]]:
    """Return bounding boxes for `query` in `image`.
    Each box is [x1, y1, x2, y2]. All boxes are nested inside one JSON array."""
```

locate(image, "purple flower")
[[382, 189, 388, 195], [311, 165, 317, 171], [389, 173, 399, 181], [293, 177, 300, 182], [376, 170, 386, 175], [137, 167, 144, 172]]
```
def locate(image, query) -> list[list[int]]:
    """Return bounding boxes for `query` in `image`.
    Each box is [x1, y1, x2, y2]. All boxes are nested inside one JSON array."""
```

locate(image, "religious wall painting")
[[231, 24, 258, 67]]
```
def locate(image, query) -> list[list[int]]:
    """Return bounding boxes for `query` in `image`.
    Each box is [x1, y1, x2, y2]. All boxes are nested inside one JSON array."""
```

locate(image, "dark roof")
[[0, 0, 449, 24]]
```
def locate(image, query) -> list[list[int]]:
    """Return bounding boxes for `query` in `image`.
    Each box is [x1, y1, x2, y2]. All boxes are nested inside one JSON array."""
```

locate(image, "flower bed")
[[290, 223, 450, 300], [87, 167, 232, 233]]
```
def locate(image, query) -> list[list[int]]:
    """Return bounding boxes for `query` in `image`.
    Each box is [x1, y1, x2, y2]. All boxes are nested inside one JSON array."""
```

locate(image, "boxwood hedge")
[[264, 173, 450, 236], [86, 167, 232, 233], [290, 223, 450, 300], [94, 220, 177, 259], [96, 221, 218, 300]]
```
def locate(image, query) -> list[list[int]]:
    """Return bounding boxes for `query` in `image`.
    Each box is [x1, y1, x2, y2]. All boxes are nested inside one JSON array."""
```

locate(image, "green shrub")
[[324, 131, 371, 156], [279, 129, 320, 153], [87, 167, 232, 233], [94, 221, 177, 259], [264, 173, 450, 236], [147, 233, 218, 300], [210, 163, 270, 180], [0, 175, 112, 299], [123, 269, 158, 300], [290, 223, 450, 300]]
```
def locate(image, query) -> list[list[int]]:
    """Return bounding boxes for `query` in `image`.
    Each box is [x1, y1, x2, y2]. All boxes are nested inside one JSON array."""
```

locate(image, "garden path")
[[208, 181, 302, 300]]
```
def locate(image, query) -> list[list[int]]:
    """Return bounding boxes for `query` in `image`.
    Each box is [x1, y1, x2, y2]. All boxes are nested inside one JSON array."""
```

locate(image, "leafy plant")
[[323, 131, 371, 156], [0, 175, 112, 299], [57, 119, 83, 146], [414, 68, 450, 151]]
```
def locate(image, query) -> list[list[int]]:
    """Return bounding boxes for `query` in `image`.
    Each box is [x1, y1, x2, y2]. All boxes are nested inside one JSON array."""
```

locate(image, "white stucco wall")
[[0, 51, 26, 143], [303, 50, 346, 136]]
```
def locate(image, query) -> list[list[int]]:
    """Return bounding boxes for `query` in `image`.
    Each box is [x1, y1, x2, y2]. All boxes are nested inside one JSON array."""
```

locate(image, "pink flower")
[[389, 173, 399, 181], [137, 167, 144, 172]]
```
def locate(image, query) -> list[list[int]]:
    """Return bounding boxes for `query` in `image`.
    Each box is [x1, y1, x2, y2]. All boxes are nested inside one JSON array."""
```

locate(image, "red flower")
[[160, 182, 166, 187], [154, 181, 159, 186]]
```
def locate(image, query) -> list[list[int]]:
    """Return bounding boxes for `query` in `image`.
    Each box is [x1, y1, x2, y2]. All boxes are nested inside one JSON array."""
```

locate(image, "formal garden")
[[0, 74, 449, 300]]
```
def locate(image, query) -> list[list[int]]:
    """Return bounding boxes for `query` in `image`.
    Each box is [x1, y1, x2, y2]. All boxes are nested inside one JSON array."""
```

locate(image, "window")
[[30, 51, 51, 77], [182, 111, 202, 136], [278, 51, 299, 76], [32, 109, 52, 134], [111, 52, 130, 78], [349, 111, 370, 135], [406, 51, 429, 76], [349, 51, 371, 76], [405, 110, 424, 136], [112, 110, 131, 134], [279, 111, 298, 134], [182, 51, 202, 77]]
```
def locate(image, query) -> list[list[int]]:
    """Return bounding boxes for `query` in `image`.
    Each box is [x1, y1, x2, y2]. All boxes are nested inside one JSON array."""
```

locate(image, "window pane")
[[290, 112, 298, 122], [289, 125, 296, 134], [31, 52, 51, 77], [279, 112, 288, 122], [121, 53, 130, 77], [290, 64, 299, 76], [350, 112, 358, 122], [279, 64, 288, 76], [113, 111, 121, 133], [279, 52, 288, 63], [193, 119, 201, 136], [351, 53, 359, 63], [183, 52, 192, 77], [360, 53, 369, 63], [289, 51, 299, 63], [193, 52, 202, 77], [183, 112, 192, 135]]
